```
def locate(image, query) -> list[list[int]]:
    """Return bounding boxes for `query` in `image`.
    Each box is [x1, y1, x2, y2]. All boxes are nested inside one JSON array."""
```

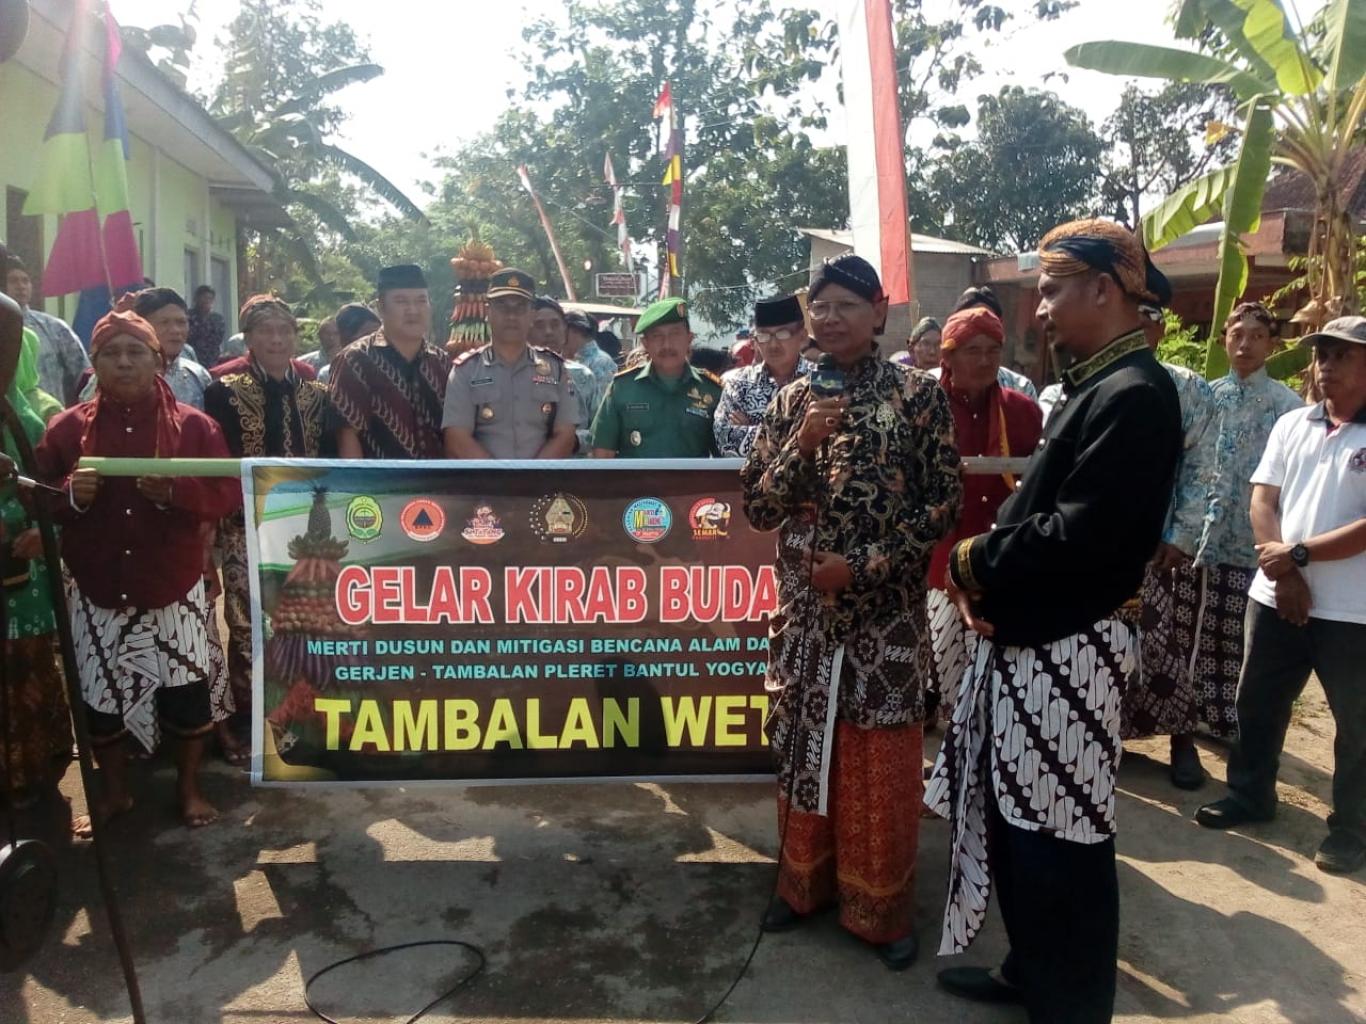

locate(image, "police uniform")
[[441, 269, 580, 458], [589, 297, 721, 458]]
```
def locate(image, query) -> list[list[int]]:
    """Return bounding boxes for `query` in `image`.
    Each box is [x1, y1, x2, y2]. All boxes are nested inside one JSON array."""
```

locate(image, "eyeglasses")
[[807, 299, 869, 321], [754, 326, 801, 344]]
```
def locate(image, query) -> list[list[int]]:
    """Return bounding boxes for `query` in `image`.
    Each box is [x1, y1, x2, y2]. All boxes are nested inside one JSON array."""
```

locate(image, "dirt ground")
[[6, 679, 1363, 1024]]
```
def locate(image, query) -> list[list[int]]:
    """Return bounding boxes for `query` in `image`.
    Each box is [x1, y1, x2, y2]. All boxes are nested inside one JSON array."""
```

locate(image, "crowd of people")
[[1, 215, 1364, 1022]]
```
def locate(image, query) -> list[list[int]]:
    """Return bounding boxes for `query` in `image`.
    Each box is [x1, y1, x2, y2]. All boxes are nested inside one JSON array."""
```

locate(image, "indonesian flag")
[[604, 153, 634, 273], [654, 82, 683, 295], [838, 0, 913, 305], [25, 2, 143, 297]]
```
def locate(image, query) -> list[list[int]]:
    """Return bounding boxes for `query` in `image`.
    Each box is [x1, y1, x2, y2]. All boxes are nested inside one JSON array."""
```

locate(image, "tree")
[[1100, 82, 1240, 228], [929, 86, 1106, 251], [1066, 0, 1366, 376], [208, 0, 426, 309]]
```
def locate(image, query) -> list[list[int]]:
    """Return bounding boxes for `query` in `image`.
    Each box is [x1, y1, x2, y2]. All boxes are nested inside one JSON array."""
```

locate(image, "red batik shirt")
[[36, 391, 241, 609]]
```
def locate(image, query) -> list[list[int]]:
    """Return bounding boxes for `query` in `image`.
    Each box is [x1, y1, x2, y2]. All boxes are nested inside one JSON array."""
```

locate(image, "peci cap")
[[564, 310, 596, 335], [754, 293, 803, 328], [377, 264, 428, 293]]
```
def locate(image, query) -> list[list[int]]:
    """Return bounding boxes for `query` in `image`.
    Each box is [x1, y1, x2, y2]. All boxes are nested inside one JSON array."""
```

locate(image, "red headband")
[[90, 307, 160, 356], [941, 307, 1004, 352]]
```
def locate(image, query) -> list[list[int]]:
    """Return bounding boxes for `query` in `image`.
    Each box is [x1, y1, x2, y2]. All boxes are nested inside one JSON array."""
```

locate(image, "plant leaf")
[[315, 144, 428, 223], [1141, 164, 1237, 251], [274, 64, 386, 118], [1320, 0, 1366, 95], [281, 188, 358, 241], [1265, 343, 1311, 380], [1199, 0, 1320, 95], [1063, 41, 1275, 101], [1206, 97, 1276, 377]]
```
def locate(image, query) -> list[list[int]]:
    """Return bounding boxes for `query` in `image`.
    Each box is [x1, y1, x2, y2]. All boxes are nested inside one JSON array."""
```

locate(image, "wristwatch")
[[1290, 543, 1310, 568]]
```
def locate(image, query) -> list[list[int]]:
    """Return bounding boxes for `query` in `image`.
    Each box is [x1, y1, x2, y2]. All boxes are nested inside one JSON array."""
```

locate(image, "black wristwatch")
[[1290, 543, 1310, 568]]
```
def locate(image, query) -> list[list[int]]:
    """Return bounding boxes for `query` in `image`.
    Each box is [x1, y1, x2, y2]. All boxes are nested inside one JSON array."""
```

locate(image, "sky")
[[115, 0, 1180, 205]]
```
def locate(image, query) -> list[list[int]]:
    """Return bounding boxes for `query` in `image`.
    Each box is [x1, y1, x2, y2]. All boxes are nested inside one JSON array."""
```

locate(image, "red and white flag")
[[604, 153, 634, 273], [838, 0, 914, 306]]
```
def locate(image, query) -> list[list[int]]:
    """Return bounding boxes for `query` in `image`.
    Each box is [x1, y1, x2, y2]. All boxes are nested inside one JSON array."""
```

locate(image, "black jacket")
[[949, 330, 1182, 646]]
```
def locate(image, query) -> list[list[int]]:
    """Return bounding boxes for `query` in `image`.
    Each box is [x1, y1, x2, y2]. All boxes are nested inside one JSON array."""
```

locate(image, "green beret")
[[636, 297, 689, 336]]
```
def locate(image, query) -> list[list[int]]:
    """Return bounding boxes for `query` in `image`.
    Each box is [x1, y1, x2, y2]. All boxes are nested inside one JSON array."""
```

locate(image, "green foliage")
[[928, 87, 1105, 251], [1066, 0, 1366, 374], [1156, 310, 1207, 372], [1100, 82, 1239, 228]]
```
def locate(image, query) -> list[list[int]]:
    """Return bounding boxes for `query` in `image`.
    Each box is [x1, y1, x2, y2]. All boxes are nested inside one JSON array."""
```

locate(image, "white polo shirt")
[[1248, 403, 1366, 624]]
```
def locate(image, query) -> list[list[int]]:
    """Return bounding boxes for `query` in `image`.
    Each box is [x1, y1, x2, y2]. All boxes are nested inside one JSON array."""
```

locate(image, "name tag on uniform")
[[470, 377, 494, 387], [685, 406, 711, 419], [532, 375, 557, 386], [627, 403, 650, 412]]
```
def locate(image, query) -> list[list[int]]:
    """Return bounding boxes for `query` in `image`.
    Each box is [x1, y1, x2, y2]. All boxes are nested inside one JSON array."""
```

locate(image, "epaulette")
[[529, 344, 565, 363], [698, 369, 724, 387], [451, 346, 487, 367], [614, 365, 639, 378]]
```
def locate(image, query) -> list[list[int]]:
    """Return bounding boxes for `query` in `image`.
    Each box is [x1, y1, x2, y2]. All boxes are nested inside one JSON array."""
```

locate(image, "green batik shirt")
[[591, 362, 723, 458]]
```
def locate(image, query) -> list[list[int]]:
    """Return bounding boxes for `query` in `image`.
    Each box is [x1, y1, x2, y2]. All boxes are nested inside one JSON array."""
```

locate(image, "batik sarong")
[[925, 618, 1133, 955], [1121, 565, 1200, 739], [777, 721, 923, 943]]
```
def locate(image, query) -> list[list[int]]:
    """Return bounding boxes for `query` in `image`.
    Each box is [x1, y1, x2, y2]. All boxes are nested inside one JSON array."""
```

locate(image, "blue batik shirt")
[[1195, 368, 1304, 569]]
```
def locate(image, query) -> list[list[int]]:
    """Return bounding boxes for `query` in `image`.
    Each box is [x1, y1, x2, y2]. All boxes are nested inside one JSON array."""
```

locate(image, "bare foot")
[[72, 795, 135, 839], [181, 793, 219, 828], [217, 723, 249, 766]]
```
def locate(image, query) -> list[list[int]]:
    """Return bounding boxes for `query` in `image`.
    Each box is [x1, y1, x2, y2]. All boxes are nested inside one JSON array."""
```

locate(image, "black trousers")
[[1226, 600, 1366, 840], [991, 800, 1118, 1024]]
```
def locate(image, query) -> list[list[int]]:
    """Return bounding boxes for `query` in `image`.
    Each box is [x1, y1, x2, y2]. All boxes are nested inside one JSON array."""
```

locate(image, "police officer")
[[591, 297, 722, 458], [443, 268, 579, 459]]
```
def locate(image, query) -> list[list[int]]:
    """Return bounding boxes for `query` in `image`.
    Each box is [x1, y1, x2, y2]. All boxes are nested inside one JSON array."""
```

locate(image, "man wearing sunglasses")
[[715, 294, 814, 457]]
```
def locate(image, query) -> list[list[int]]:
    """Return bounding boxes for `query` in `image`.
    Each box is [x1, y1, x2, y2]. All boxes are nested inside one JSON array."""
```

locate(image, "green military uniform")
[[591, 362, 722, 457]]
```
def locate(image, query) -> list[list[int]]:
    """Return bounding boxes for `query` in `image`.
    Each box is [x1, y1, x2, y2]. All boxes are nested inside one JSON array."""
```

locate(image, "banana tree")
[[1066, 0, 1366, 377]]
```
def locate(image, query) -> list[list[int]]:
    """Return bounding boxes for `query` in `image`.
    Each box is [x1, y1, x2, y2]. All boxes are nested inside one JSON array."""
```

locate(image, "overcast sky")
[[115, 0, 1179, 203]]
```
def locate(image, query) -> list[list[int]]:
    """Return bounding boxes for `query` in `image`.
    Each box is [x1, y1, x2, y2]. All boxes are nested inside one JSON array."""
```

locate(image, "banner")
[[246, 460, 778, 786]]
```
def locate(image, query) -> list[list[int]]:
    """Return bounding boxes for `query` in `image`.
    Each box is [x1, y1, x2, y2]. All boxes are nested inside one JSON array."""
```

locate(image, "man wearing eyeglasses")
[[715, 294, 814, 457]]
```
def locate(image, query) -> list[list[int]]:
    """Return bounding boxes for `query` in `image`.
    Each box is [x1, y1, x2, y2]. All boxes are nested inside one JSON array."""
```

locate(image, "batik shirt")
[[187, 309, 226, 368], [1195, 369, 1304, 569], [328, 330, 451, 459], [24, 307, 90, 406], [575, 339, 619, 398], [204, 359, 331, 459], [742, 357, 961, 813], [714, 357, 814, 458], [1161, 362, 1217, 556]]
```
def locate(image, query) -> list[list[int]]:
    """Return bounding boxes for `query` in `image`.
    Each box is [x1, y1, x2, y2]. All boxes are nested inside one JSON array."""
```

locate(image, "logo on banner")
[[689, 497, 731, 541], [345, 496, 383, 543], [401, 499, 446, 542], [623, 498, 671, 544], [461, 503, 505, 545], [531, 493, 588, 543]]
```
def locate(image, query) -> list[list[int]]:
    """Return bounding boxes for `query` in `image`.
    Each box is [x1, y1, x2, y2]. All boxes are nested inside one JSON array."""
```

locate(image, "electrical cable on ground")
[[302, 422, 832, 1024]]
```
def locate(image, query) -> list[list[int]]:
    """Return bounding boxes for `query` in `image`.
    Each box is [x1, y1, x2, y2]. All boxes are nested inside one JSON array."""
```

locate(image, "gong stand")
[[0, 394, 147, 1017]]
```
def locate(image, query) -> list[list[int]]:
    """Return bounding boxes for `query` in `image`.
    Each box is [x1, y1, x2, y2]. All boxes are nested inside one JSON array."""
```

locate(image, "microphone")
[[809, 354, 846, 398]]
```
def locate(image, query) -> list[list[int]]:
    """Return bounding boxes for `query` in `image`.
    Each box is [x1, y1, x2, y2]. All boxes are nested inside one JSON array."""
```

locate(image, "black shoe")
[[761, 897, 804, 933], [1315, 831, 1366, 875], [937, 966, 1023, 1004], [875, 933, 918, 971], [1195, 797, 1275, 830], [1170, 743, 1207, 791]]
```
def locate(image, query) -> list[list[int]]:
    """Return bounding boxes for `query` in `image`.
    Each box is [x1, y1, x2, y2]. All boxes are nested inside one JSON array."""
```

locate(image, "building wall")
[[0, 59, 240, 330]]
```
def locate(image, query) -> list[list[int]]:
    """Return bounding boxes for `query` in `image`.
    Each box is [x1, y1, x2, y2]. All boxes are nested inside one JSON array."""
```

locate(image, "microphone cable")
[[302, 425, 833, 1024]]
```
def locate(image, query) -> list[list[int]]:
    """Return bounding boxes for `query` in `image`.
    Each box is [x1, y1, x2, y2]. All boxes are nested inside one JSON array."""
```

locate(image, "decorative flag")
[[515, 165, 578, 301], [838, 0, 913, 306], [24, 1, 143, 299], [603, 153, 634, 274], [654, 82, 683, 298]]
